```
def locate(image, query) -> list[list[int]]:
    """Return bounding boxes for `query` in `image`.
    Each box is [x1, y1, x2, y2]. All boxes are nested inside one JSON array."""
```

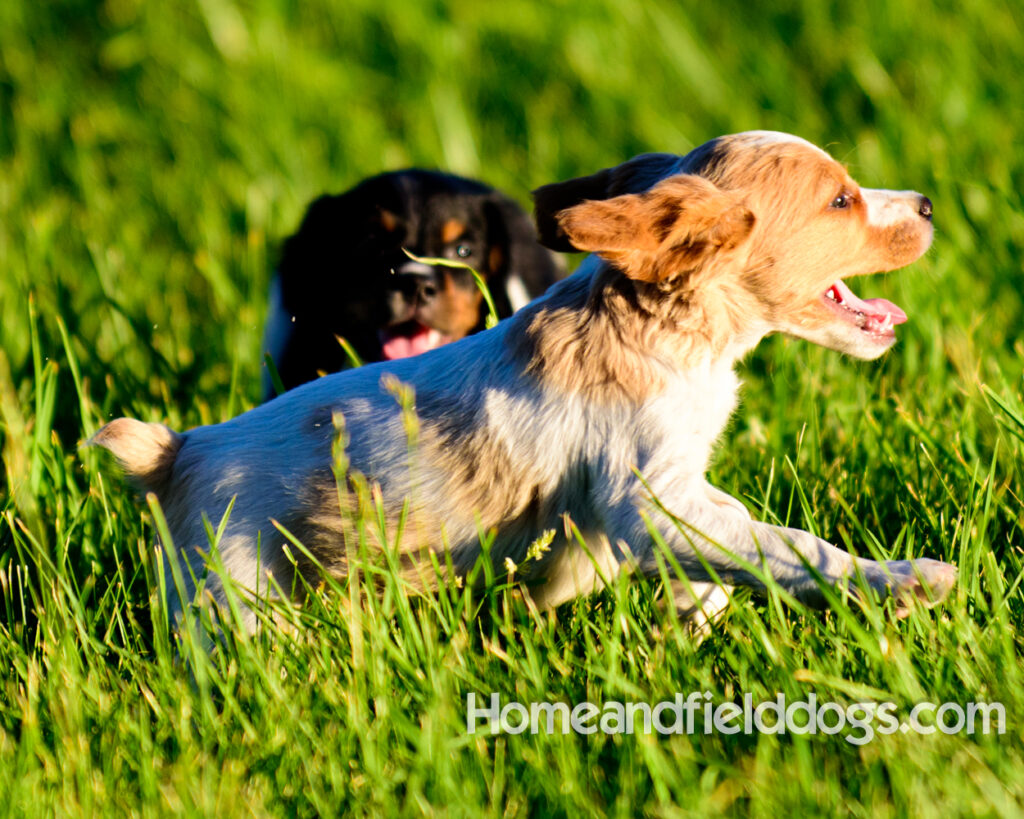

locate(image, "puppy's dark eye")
[[830, 193, 852, 209], [456, 244, 473, 258]]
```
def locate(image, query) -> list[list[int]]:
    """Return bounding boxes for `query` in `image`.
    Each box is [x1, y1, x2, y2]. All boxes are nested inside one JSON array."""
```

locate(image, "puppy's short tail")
[[88, 418, 183, 492]]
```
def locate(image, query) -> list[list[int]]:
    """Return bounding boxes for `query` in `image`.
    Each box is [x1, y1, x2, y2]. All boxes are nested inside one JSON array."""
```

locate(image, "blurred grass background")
[[1, 0, 1023, 815]]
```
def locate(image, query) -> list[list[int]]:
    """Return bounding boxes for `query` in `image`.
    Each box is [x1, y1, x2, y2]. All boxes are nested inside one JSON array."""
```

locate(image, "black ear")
[[276, 194, 338, 301], [277, 177, 405, 295], [279, 194, 348, 282], [483, 193, 564, 303], [532, 169, 613, 252], [532, 153, 684, 252]]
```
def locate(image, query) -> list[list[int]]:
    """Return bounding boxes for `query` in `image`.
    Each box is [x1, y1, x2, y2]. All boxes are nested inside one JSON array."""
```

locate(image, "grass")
[[1, 0, 1023, 815]]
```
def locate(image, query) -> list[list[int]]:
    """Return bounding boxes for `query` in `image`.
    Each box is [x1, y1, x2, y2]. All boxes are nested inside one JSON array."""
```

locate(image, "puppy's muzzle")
[[387, 261, 441, 322], [392, 261, 440, 301]]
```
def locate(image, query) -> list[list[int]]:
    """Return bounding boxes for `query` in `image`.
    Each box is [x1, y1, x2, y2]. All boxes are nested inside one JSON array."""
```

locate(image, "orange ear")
[[532, 153, 682, 252], [555, 174, 754, 282]]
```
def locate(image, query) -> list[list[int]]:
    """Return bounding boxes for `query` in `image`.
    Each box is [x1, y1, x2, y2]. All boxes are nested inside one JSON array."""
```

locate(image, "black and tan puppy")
[[262, 170, 563, 399]]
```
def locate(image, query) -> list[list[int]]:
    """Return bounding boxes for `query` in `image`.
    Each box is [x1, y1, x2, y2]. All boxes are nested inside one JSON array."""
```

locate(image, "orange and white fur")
[[91, 132, 955, 631]]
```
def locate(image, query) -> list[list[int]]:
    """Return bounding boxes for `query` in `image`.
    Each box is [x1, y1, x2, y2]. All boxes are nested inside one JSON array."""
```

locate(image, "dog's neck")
[[507, 257, 766, 403]]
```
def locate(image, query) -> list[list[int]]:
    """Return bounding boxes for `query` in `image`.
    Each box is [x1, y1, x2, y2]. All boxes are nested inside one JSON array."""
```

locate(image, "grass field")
[[2, 0, 1023, 815]]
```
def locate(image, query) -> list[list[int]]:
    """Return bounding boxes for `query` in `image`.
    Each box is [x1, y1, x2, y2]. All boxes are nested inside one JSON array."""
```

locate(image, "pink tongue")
[[832, 280, 907, 325], [380, 325, 443, 360]]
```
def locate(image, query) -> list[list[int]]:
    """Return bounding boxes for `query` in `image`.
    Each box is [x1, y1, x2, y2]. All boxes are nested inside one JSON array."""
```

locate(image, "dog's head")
[[534, 132, 933, 359], [280, 170, 559, 362]]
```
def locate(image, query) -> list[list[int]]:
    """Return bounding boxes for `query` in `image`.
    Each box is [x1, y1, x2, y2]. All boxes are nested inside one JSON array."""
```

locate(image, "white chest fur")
[[630, 357, 741, 478]]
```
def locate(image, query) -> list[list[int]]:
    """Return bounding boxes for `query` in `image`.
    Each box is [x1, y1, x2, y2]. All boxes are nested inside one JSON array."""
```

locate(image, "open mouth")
[[379, 321, 451, 360], [821, 279, 907, 340]]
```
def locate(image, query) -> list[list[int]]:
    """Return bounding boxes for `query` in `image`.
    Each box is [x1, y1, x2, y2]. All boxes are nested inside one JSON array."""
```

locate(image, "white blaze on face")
[[504, 274, 532, 312], [862, 188, 927, 228], [730, 130, 833, 159]]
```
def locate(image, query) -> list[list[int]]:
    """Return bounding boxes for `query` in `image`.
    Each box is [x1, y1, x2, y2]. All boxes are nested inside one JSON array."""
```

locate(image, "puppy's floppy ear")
[[279, 193, 356, 282], [555, 174, 754, 283], [533, 153, 683, 252], [278, 176, 405, 296]]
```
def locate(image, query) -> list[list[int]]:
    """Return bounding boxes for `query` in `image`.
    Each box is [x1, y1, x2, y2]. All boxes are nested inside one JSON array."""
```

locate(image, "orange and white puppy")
[[91, 131, 954, 630]]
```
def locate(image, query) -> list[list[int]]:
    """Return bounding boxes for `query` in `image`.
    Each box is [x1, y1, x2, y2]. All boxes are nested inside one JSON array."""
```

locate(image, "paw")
[[668, 580, 732, 637], [883, 559, 957, 617]]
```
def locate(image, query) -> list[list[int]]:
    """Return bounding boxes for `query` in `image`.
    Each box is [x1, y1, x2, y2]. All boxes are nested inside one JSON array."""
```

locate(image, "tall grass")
[[1, 0, 1022, 814]]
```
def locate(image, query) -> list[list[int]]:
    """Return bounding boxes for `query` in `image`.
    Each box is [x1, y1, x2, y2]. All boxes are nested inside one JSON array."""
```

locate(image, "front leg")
[[667, 482, 749, 630], [609, 487, 957, 612], [703, 481, 751, 519]]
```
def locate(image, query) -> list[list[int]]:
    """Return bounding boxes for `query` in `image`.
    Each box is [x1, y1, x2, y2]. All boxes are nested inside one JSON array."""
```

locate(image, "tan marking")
[[507, 262, 758, 404], [433, 271, 483, 338], [379, 208, 398, 232], [291, 418, 543, 591], [441, 219, 466, 244], [487, 245, 504, 275]]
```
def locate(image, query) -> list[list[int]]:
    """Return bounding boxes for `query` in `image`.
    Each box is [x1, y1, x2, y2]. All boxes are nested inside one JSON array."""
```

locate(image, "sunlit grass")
[[1, 0, 1022, 814]]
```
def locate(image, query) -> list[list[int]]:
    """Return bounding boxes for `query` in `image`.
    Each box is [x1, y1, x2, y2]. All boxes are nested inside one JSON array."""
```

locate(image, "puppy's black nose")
[[918, 196, 933, 220], [392, 264, 440, 302], [417, 278, 438, 300]]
